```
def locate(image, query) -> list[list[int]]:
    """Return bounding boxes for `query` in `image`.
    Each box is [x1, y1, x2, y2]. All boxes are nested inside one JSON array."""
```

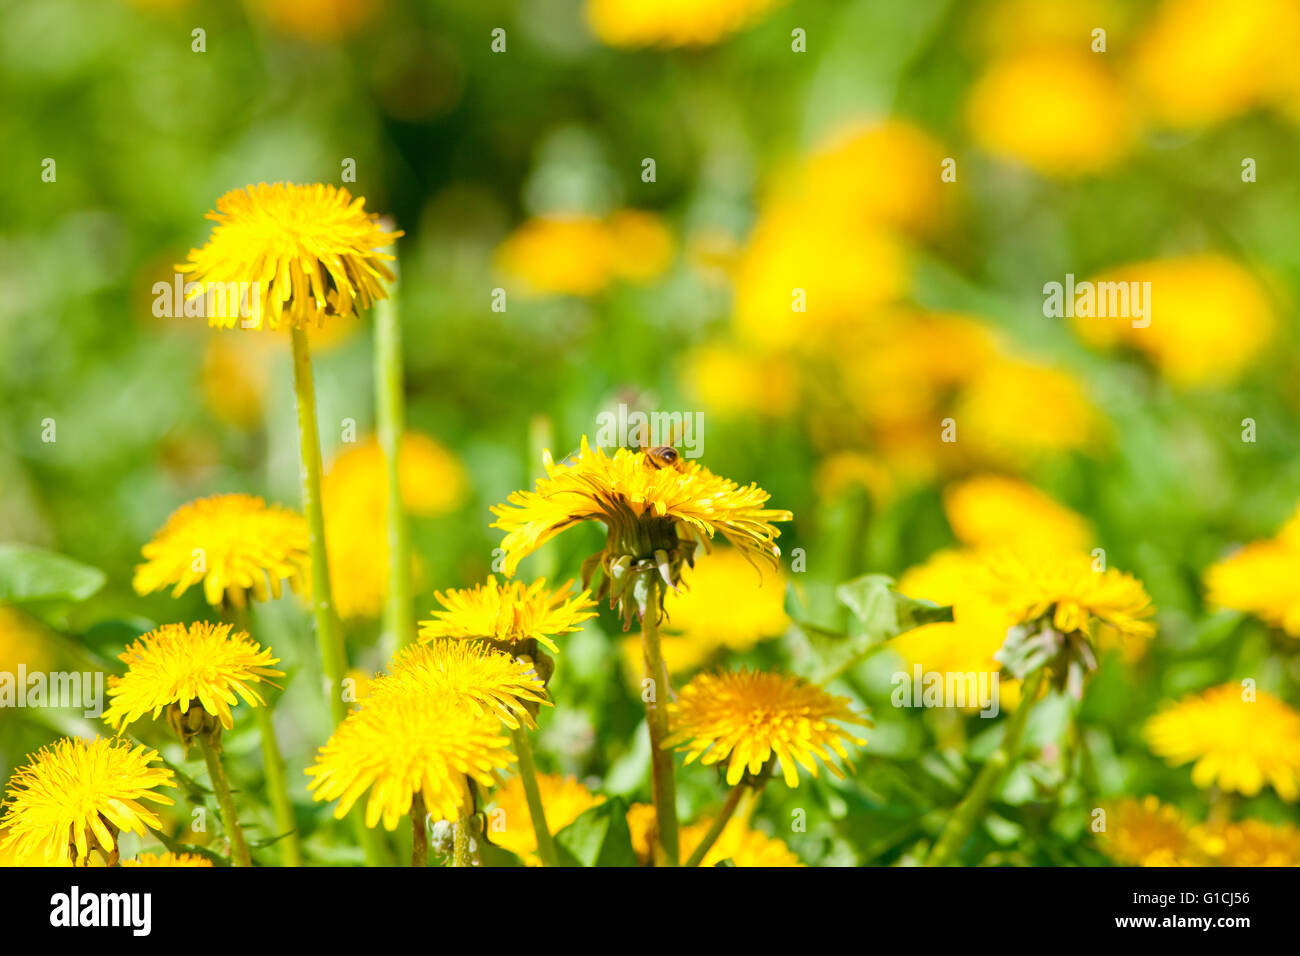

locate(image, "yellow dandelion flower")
[[956, 357, 1101, 467], [419, 577, 596, 655], [1074, 255, 1275, 387], [122, 851, 214, 867], [487, 773, 605, 866], [102, 621, 283, 737], [586, 0, 783, 48], [201, 334, 269, 428], [665, 669, 868, 787], [626, 802, 803, 866], [679, 345, 798, 419], [813, 452, 895, 506], [981, 549, 1156, 646], [0, 605, 54, 676], [257, 0, 382, 42], [177, 183, 401, 331], [966, 48, 1137, 177], [1192, 819, 1300, 867], [491, 436, 792, 626], [1095, 796, 1198, 867], [665, 548, 789, 654], [975, 0, 1126, 55], [1132, 0, 1300, 128], [619, 632, 717, 682], [322, 432, 467, 619], [495, 211, 673, 297], [1205, 506, 1300, 635], [943, 475, 1092, 554], [605, 209, 675, 281], [306, 694, 515, 829], [133, 494, 310, 609], [0, 737, 175, 866], [1145, 684, 1300, 800], [367, 639, 550, 730]]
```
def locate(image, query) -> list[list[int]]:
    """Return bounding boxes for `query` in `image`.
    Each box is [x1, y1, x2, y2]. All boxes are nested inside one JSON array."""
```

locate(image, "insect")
[[644, 444, 681, 470]]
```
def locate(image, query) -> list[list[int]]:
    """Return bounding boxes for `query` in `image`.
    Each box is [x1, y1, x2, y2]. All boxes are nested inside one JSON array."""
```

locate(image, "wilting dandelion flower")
[[586, 0, 784, 48], [306, 695, 515, 829], [176, 183, 401, 331], [102, 621, 282, 746], [122, 851, 214, 867], [1204, 504, 1300, 635], [665, 669, 868, 787], [367, 639, 550, 730], [1145, 684, 1300, 800], [0, 737, 174, 866], [487, 773, 605, 867], [133, 494, 310, 609], [491, 436, 792, 627], [1095, 796, 1197, 867], [419, 577, 597, 656]]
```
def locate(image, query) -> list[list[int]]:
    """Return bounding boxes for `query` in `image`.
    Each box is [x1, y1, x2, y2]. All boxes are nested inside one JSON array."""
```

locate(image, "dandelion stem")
[[411, 791, 428, 867], [374, 259, 415, 650], [289, 326, 349, 727], [684, 784, 746, 867], [197, 736, 253, 867], [641, 582, 680, 866], [510, 724, 558, 867], [253, 704, 301, 867], [926, 667, 1046, 866], [453, 778, 477, 868]]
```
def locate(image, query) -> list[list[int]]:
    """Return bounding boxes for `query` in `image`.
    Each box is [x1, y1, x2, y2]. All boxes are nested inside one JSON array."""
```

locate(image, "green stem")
[[374, 263, 415, 651], [641, 582, 679, 866], [411, 791, 428, 867], [684, 784, 746, 868], [197, 736, 253, 867], [453, 778, 477, 868], [289, 326, 349, 726], [253, 704, 301, 866], [926, 667, 1046, 866], [510, 724, 558, 867]]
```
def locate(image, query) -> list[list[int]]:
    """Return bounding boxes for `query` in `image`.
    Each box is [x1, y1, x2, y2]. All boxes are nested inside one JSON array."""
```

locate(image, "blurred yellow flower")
[[943, 475, 1092, 554], [814, 452, 894, 505], [201, 334, 269, 428], [0, 605, 53, 675], [680, 344, 798, 419], [1145, 683, 1300, 800], [495, 211, 673, 297], [177, 183, 401, 331], [0, 737, 175, 867], [1095, 796, 1197, 867], [323, 432, 467, 619], [666, 548, 789, 653], [1192, 818, 1300, 867], [626, 801, 803, 866], [133, 494, 310, 609], [1204, 504, 1300, 635], [957, 357, 1101, 468], [1074, 255, 1275, 387], [1131, 0, 1300, 128], [102, 621, 283, 737], [665, 669, 868, 787], [307, 694, 515, 829], [975, 0, 1124, 54], [586, 0, 783, 48], [257, 0, 382, 42], [487, 773, 605, 866], [966, 49, 1136, 177]]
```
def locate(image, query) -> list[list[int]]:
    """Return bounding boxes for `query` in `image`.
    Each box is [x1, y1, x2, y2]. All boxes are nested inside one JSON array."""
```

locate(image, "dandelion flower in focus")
[[586, 0, 784, 48], [1145, 684, 1300, 800], [122, 851, 214, 867], [491, 437, 792, 627], [419, 577, 597, 655], [177, 183, 401, 331], [102, 622, 283, 746], [1095, 796, 1197, 867], [0, 737, 175, 866], [132, 494, 310, 609], [306, 695, 515, 829], [966, 49, 1136, 177], [487, 773, 605, 866], [368, 639, 550, 730], [665, 669, 868, 787], [1204, 504, 1300, 635]]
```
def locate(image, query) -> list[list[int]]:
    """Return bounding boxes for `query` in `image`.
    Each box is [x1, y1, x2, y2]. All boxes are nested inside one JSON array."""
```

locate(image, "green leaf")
[[553, 796, 638, 868], [0, 543, 106, 604]]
